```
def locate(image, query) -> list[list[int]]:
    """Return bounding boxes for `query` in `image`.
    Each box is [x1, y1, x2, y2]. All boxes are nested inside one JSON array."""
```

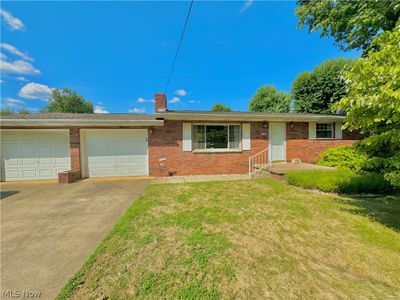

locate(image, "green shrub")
[[362, 152, 400, 188], [318, 146, 367, 172], [286, 170, 393, 194]]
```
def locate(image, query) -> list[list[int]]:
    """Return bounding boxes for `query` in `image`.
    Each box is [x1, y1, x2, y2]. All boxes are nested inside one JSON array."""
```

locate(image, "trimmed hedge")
[[286, 170, 393, 194], [318, 146, 367, 172]]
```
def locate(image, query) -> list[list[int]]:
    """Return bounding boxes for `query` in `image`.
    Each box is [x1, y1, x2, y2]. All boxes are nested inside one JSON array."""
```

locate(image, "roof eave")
[[155, 112, 345, 122], [0, 119, 165, 127]]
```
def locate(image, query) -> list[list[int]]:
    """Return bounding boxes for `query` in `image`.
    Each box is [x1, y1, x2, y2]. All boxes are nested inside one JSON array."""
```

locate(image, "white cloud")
[[0, 60, 40, 75], [0, 9, 25, 31], [1, 43, 33, 61], [0, 53, 7, 60], [94, 105, 109, 114], [240, 0, 254, 13], [137, 97, 154, 103], [188, 100, 199, 104], [169, 97, 180, 104], [128, 108, 146, 114], [174, 89, 187, 96], [3, 98, 25, 106], [19, 82, 52, 100], [16, 76, 28, 81]]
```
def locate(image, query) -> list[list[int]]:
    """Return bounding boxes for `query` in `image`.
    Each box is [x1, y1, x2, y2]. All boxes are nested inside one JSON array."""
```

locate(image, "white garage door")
[[1, 130, 71, 181], [85, 130, 148, 177]]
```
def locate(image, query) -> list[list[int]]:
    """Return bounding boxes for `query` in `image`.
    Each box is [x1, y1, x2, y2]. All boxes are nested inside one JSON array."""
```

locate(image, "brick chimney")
[[155, 93, 167, 113]]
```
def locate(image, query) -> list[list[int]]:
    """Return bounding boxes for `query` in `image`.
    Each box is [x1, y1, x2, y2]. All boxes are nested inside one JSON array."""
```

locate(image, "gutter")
[[0, 119, 165, 127]]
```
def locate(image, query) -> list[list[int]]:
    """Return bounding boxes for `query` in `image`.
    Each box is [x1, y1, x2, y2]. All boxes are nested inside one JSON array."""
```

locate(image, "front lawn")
[[58, 179, 400, 299]]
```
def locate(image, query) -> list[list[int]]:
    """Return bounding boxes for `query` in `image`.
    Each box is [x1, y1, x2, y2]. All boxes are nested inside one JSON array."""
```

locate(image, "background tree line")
[[248, 57, 352, 114]]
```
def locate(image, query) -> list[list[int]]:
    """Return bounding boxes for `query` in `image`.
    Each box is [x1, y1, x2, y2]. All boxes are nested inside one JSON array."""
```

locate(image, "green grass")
[[57, 179, 400, 299], [286, 170, 393, 194]]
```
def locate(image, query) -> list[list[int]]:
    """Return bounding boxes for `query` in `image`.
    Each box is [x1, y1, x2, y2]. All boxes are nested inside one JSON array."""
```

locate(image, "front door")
[[269, 123, 286, 161]]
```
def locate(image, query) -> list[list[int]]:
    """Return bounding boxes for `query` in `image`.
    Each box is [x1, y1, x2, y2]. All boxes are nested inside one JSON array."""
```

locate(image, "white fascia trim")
[[0, 119, 164, 127]]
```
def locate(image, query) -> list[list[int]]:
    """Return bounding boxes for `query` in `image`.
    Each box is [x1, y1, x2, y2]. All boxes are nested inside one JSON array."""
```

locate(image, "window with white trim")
[[316, 123, 334, 138], [192, 124, 241, 150]]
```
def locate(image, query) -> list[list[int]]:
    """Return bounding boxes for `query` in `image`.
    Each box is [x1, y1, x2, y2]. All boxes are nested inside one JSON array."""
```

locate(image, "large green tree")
[[292, 58, 352, 114], [296, 0, 400, 52], [249, 85, 291, 113], [211, 103, 232, 112], [334, 24, 400, 187], [44, 88, 94, 113]]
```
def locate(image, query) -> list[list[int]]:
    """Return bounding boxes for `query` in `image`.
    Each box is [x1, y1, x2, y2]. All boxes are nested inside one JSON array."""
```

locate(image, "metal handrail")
[[248, 148, 271, 178]]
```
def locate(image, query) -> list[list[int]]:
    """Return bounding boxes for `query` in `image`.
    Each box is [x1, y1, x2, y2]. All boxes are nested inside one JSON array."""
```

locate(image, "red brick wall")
[[69, 128, 81, 178], [286, 122, 359, 163], [1, 121, 361, 178], [148, 121, 269, 176], [58, 170, 81, 184]]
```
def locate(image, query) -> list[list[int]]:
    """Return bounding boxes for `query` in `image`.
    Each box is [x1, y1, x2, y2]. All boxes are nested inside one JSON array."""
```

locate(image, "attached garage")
[[1, 130, 71, 181], [82, 129, 148, 178]]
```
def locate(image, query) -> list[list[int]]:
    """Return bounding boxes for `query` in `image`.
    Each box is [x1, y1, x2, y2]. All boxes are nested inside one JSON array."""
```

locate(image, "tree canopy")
[[211, 103, 232, 112], [296, 0, 400, 52], [292, 58, 352, 114], [44, 88, 94, 113], [249, 85, 291, 113], [0, 107, 31, 116], [334, 23, 400, 187]]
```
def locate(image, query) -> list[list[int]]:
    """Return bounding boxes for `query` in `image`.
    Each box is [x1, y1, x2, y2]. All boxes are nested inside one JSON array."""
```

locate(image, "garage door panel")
[[21, 144, 37, 156], [38, 169, 54, 178], [89, 167, 105, 177], [19, 135, 36, 143], [118, 156, 133, 163], [104, 168, 117, 176], [4, 158, 20, 167], [85, 130, 148, 177], [1, 130, 71, 181], [54, 144, 69, 155], [22, 169, 37, 178], [55, 157, 70, 164], [134, 166, 147, 174], [4, 170, 20, 180], [38, 157, 55, 164], [3, 135, 18, 143], [4, 144, 19, 155], [22, 159, 37, 166]]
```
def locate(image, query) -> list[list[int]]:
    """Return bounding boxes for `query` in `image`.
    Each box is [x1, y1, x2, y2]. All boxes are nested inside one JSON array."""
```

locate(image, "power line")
[[164, 0, 194, 94]]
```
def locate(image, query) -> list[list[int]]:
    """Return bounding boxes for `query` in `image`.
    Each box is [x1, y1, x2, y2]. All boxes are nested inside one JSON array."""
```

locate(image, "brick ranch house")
[[0, 94, 359, 183]]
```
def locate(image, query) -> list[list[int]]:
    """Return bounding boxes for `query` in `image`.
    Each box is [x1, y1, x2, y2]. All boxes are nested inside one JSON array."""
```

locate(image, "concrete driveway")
[[0, 177, 151, 299]]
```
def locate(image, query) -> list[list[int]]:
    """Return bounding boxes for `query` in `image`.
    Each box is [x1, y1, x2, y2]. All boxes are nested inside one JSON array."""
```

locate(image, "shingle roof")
[[0, 113, 157, 120], [164, 110, 344, 118], [155, 110, 345, 122], [0, 111, 345, 124]]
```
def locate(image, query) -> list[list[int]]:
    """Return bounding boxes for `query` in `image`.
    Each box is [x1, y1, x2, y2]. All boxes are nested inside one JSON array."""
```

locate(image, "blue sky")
[[0, 1, 359, 114]]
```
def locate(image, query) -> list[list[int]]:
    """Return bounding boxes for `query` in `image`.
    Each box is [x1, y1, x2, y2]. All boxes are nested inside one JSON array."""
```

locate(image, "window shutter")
[[335, 122, 342, 139], [182, 123, 192, 151], [309, 122, 316, 139], [242, 123, 251, 150]]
